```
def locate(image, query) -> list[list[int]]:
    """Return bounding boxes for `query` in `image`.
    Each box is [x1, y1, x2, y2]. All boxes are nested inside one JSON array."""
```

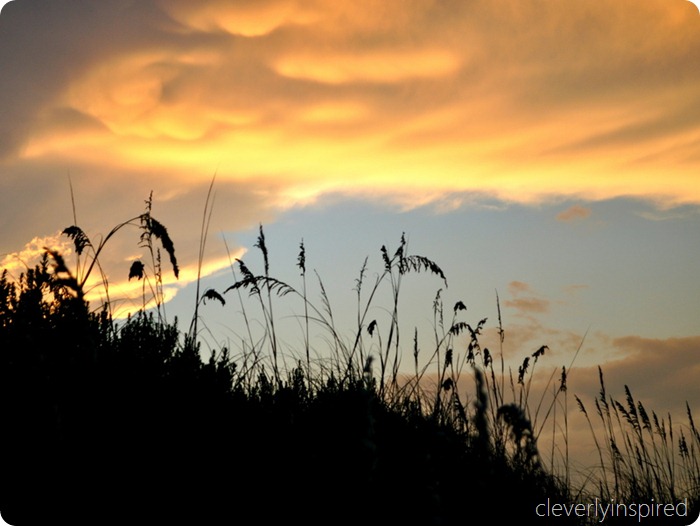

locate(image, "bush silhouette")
[[0, 257, 578, 525]]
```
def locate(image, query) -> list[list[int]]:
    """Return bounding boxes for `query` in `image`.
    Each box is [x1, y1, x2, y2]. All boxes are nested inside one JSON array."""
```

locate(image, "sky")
[[1, 0, 699, 478]]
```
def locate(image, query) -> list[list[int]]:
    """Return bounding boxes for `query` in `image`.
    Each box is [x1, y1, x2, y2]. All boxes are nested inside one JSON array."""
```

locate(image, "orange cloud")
[[556, 205, 591, 222], [9, 0, 699, 210], [161, 0, 320, 37], [504, 297, 550, 315], [508, 281, 531, 295], [273, 49, 461, 84], [503, 281, 551, 321]]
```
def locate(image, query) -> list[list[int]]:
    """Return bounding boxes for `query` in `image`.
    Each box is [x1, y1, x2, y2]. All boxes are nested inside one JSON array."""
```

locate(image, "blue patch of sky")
[[165, 195, 700, 359]]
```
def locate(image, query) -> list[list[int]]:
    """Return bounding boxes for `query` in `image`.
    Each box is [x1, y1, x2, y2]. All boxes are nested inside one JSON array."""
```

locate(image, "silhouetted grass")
[[1, 197, 697, 525]]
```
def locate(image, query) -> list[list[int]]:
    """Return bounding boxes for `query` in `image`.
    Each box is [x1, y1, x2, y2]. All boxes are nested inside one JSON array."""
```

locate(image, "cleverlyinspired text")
[[535, 498, 688, 523]]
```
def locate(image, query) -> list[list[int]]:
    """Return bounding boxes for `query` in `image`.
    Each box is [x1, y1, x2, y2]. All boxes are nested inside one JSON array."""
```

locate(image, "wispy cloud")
[[504, 281, 550, 316], [556, 205, 592, 223]]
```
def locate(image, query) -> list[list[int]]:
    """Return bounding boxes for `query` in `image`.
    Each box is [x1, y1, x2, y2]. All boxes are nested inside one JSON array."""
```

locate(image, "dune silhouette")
[[0, 203, 697, 525]]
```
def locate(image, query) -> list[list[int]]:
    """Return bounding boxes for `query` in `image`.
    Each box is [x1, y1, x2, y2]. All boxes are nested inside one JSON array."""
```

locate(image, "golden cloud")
[[161, 0, 320, 36], [273, 49, 461, 84], [10, 0, 699, 211], [0, 233, 72, 277]]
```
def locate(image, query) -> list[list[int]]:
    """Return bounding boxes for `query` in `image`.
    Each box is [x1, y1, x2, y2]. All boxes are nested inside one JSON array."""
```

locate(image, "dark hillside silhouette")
[[0, 256, 576, 525], [0, 206, 696, 525]]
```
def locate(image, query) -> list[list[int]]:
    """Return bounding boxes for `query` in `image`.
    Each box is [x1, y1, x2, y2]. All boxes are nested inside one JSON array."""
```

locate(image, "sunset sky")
[[1, 0, 699, 466]]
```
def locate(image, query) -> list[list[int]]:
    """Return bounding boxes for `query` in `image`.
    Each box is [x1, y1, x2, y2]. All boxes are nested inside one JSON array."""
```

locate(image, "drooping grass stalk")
[[64, 175, 114, 325], [138, 193, 168, 322], [67, 173, 83, 287], [382, 236, 404, 398], [229, 257, 274, 375], [60, 195, 179, 318], [221, 235, 257, 378]]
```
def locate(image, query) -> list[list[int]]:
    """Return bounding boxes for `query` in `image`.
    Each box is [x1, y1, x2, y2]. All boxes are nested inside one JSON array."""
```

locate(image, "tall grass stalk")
[[189, 174, 217, 341]]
